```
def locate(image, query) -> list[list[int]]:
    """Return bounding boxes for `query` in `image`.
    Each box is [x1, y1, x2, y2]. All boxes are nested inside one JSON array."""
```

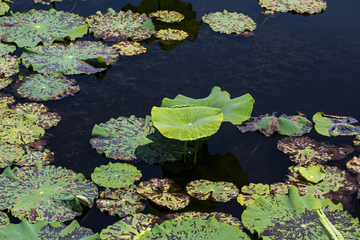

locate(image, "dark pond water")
[[3, 0, 360, 238]]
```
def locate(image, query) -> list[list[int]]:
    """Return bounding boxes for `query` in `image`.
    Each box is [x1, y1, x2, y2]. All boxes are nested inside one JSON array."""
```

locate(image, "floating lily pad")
[[149, 10, 184, 23], [237, 183, 271, 207], [313, 112, 360, 137], [202, 10, 256, 36], [0, 9, 88, 47], [242, 186, 360, 240], [0, 143, 25, 168], [0, 42, 16, 56], [100, 213, 158, 239], [21, 41, 119, 75], [238, 113, 312, 137], [0, 55, 20, 78], [137, 178, 190, 210], [0, 2, 9, 16], [14, 73, 80, 101], [0, 163, 98, 223], [0, 94, 14, 112], [0, 77, 11, 90], [0, 211, 9, 228], [162, 86, 254, 125], [347, 156, 360, 174], [16, 149, 54, 166], [186, 179, 239, 202], [97, 185, 145, 217], [353, 135, 360, 151], [91, 162, 142, 188], [298, 165, 326, 184], [155, 28, 188, 41], [86, 8, 155, 41], [259, 0, 327, 14], [112, 41, 147, 56]]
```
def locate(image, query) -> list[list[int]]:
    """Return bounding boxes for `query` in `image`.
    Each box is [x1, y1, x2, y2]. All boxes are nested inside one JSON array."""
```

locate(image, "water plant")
[[313, 112, 360, 137], [258, 0, 327, 14], [149, 10, 185, 23], [112, 41, 147, 56]]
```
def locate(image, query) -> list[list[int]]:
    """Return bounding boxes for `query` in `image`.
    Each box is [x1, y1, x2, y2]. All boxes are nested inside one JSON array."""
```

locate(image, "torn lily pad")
[[14, 73, 80, 101], [313, 112, 360, 137], [347, 156, 360, 174], [16, 149, 54, 166], [202, 10, 256, 36], [91, 162, 142, 188], [0, 42, 16, 56], [238, 113, 312, 137], [137, 178, 190, 210], [186, 179, 239, 202], [112, 41, 147, 56], [96, 185, 145, 217], [155, 28, 188, 41], [21, 41, 119, 75], [86, 8, 155, 41], [0, 55, 20, 77], [259, 0, 327, 14], [0, 9, 88, 47], [149, 10, 184, 23], [0, 143, 25, 168], [237, 183, 271, 207]]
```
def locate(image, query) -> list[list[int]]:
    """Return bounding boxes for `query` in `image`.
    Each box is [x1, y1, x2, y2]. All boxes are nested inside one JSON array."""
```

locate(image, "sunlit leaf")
[[259, 0, 327, 14], [149, 10, 184, 23], [313, 112, 360, 137], [155, 28, 188, 41], [112, 41, 147, 56], [0, 143, 25, 168], [0, 211, 9, 228], [16, 149, 54, 167], [346, 156, 360, 174], [0, 55, 20, 77], [237, 183, 271, 207], [0, 2, 9, 16], [298, 165, 326, 184]]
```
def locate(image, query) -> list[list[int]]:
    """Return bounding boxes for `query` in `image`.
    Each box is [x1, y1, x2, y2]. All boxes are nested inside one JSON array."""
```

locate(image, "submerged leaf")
[[313, 112, 360, 137]]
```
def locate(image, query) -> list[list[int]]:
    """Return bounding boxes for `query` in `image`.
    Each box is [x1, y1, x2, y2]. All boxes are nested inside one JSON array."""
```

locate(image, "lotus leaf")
[[97, 185, 146, 217], [137, 178, 190, 210], [16, 149, 54, 166], [90, 115, 153, 160], [186, 179, 239, 202], [14, 73, 80, 101], [151, 106, 223, 141], [112, 41, 147, 56], [242, 186, 360, 239], [0, 2, 9, 16], [34, 0, 69, 5], [0, 55, 20, 77], [0, 94, 14, 112], [91, 162, 142, 188], [0, 9, 88, 47], [298, 165, 326, 183], [86, 8, 155, 42], [149, 10, 184, 23], [21, 41, 119, 75], [0, 115, 45, 144], [0, 143, 25, 168], [141, 217, 250, 240], [0, 163, 98, 223], [100, 213, 158, 239], [313, 112, 360, 137], [12, 103, 61, 129], [155, 28, 188, 41], [259, 0, 327, 14], [0, 42, 16, 56], [237, 183, 271, 207], [347, 156, 360, 174], [162, 86, 254, 125], [202, 10, 256, 36], [353, 135, 360, 151], [0, 211, 9, 228], [0, 77, 11, 89]]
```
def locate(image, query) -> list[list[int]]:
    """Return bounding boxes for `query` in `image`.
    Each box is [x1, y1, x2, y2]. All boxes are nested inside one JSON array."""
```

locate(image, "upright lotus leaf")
[[0, 2, 9, 16], [97, 185, 146, 217], [91, 162, 142, 188], [155, 28, 188, 41], [347, 156, 360, 174], [202, 10, 256, 36], [298, 165, 326, 184], [0, 211, 9, 228], [151, 106, 223, 141], [186, 179, 239, 202], [0, 143, 25, 168], [112, 41, 147, 56], [21, 41, 119, 75], [16, 149, 54, 166], [0, 9, 88, 47], [86, 8, 155, 41], [100, 213, 159, 239], [137, 178, 190, 210], [161, 86, 254, 125], [313, 112, 360, 137], [14, 73, 80, 101], [90, 115, 154, 160], [259, 0, 327, 14], [0, 163, 98, 223], [149, 10, 184, 23], [141, 217, 250, 240], [0, 55, 20, 77], [0, 42, 16, 56], [242, 186, 360, 239], [237, 183, 271, 207]]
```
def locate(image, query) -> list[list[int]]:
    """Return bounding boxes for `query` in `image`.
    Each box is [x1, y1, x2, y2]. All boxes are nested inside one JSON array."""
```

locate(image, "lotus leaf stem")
[[314, 208, 344, 240], [183, 141, 187, 163], [193, 139, 199, 164]]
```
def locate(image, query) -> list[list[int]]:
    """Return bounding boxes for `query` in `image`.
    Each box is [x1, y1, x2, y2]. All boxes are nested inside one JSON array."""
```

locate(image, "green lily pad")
[[137, 178, 190, 210], [346, 156, 360, 174], [97, 185, 146, 217], [0, 42, 16, 56], [0, 94, 14, 111], [313, 112, 360, 137], [259, 0, 327, 14], [0, 9, 88, 47], [0, 55, 20, 78], [242, 186, 360, 239], [91, 162, 142, 188], [16, 149, 54, 166], [0, 163, 98, 223], [0, 77, 12, 90], [0, 2, 9, 16], [149, 10, 184, 23], [151, 106, 223, 141], [14, 73, 80, 101], [86, 8, 155, 41], [237, 183, 271, 207], [162, 86, 254, 125], [100, 213, 159, 239], [202, 10, 256, 36], [0, 143, 25, 168], [112, 41, 147, 56], [0, 211, 9, 228], [298, 165, 326, 183], [186, 179, 239, 202], [21, 41, 119, 75], [155, 28, 188, 41]]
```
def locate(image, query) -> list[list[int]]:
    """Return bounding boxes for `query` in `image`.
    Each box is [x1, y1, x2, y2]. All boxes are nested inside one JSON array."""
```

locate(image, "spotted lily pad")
[[347, 156, 360, 174], [313, 112, 360, 137], [112, 41, 147, 56], [86, 8, 155, 41], [237, 183, 271, 207], [0, 2, 9, 16], [155, 28, 188, 41], [202, 10, 256, 36], [14, 73, 80, 101], [0, 55, 20, 77], [0, 163, 98, 223], [186, 179, 239, 202], [21, 41, 119, 75], [0, 143, 25, 168], [259, 0, 327, 14], [137, 178, 190, 210], [16, 149, 54, 166], [0, 42, 16, 56], [353, 135, 360, 151], [97, 185, 145, 217], [91, 162, 142, 188], [149, 10, 184, 23], [0, 77, 11, 90], [0, 211, 9, 228], [298, 165, 326, 184]]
